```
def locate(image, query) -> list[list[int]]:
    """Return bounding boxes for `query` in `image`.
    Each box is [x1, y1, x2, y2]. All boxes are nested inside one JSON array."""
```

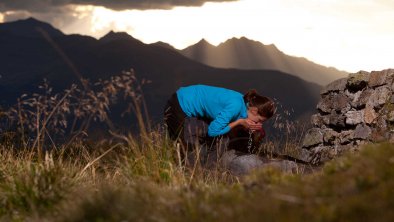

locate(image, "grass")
[[0, 71, 393, 221], [0, 136, 393, 221]]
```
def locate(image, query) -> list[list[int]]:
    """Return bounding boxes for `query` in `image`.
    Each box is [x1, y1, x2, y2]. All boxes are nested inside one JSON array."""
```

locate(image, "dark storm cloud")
[[72, 0, 238, 10], [0, 0, 238, 12]]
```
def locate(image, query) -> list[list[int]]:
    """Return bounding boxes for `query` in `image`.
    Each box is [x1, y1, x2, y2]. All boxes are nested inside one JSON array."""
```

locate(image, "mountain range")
[[180, 38, 348, 86], [0, 18, 324, 128]]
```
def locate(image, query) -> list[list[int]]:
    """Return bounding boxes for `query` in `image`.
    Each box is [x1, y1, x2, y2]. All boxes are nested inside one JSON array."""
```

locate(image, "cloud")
[[0, 0, 238, 12], [0, 0, 236, 38]]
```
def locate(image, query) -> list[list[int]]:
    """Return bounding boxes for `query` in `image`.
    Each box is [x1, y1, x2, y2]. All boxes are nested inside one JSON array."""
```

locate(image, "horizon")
[[1, 0, 393, 73], [0, 17, 341, 72]]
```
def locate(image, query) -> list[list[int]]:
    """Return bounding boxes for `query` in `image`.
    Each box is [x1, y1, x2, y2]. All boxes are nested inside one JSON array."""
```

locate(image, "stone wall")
[[299, 69, 394, 164]]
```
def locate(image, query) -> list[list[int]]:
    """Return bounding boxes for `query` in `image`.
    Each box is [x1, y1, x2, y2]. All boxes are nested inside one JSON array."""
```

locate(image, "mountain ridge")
[[0, 17, 64, 38], [0, 18, 322, 126], [180, 37, 348, 85]]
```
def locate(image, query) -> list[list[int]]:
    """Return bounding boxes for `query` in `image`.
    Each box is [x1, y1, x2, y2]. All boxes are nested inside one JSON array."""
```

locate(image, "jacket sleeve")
[[207, 102, 242, 137]]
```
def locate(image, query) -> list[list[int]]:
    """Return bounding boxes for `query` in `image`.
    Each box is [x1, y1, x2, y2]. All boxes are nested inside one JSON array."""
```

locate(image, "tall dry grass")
[[0, 70, 241, 220]]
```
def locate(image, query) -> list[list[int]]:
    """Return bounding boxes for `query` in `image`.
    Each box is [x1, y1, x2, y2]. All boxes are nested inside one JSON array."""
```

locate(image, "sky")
[[0, 0, 393, 73]]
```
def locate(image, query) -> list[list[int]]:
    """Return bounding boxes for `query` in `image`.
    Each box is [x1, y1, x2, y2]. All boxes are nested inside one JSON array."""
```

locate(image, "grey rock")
[[336, 144, 354, 154], [328, 112, 346, 128], [339, 130, 354, 144], [225, 153, 264, 176], [302, 128, 323, 148], [321, 77, 348, 95], [354, 124, 372, 139], [368, 86, 391, 108], [220, 150, 300, 176], [261, 160, 299, 173], [317, 93, 350, 113], [311, 114, 329, 127], [323, 128, 339, 144], [292, 148, 312, 163], [221, 149, 238, 165], [347, 71, 370, 91], [383, 69, 394, 82], [376, 116, 388, 131], [369, 128, 388, 142], [346, 89, 362, 103], [317, 96, 332, 114], [345, 110, 364, 125], [364, 104, 378, 124], [333, 94, 351, 113], [309, 146, 336, 164], [368, 70, 389, 88], [354, 140, 370, 146], [352, 89, 373, 108]]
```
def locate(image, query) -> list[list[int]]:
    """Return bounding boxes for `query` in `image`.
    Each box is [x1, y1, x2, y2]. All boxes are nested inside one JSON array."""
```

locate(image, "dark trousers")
[[164, 93, 187, 142], [163, 93, 229, 155]]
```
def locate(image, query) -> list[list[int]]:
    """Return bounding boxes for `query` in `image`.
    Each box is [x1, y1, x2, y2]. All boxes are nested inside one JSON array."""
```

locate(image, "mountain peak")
[[180, 36, 347, 85], [195, 38, 214, 47], [0, 17, 64, 38], [151, 41, 176, 50], [25, 17, 41, 23], [224, 36, 259, 44], [99, 31, 139, 43], [221, 36, 279, 50]]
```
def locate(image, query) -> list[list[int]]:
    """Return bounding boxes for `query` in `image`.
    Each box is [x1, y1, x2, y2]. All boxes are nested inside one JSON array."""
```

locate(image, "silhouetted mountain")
[[192, 38, 215, 49], [99, 31, 140, 43], [0, 17, 64, 38], [0, 18, 321, 129], [150, 41, 177, 51], [181, 37, 348, 85]]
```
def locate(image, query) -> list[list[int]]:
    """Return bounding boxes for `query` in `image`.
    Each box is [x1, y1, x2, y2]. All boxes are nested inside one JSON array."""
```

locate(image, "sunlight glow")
[[73, 5, 94, 19], [58, 0, 394, 73]]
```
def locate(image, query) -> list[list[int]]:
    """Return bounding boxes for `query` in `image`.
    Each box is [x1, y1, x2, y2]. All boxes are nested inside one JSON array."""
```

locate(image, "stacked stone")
[[299, 69, 394, 164]]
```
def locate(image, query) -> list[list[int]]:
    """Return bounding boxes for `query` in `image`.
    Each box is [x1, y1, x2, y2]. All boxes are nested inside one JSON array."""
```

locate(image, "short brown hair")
[[244, 89, 275, 119]]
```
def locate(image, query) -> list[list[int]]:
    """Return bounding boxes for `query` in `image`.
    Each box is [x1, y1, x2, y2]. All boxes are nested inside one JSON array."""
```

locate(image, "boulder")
[[317, 93, 350, 113], [302, 128, 323, 148], [311, 114, 329, 127], [347, 71, 369, 91], [368, 86, 391, 108], [293, 148, 312, 163], [261, 160, 299, 173], [338, 130, 354, 145], [309, 146, 336, 164], [364, 104, 378, 124], [323, 128, 339, 144], [352, 89, 373, 108], [328, 112, 346, 128], [369, 70, 388, 88], [320, 77, 348, 95], [354, 124, 372, 140], [222, 152, 264, 176]]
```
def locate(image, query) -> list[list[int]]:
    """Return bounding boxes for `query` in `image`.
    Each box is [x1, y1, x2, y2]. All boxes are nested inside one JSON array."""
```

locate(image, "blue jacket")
[[176, 85, 247, 137]]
